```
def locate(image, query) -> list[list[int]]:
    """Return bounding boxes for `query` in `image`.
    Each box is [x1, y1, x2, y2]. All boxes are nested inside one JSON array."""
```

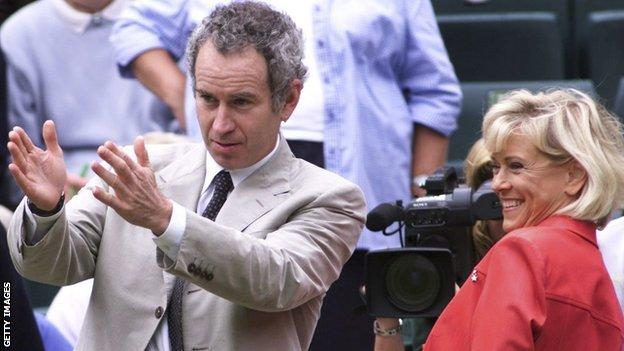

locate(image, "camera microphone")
[[366, 203, 404, 232]]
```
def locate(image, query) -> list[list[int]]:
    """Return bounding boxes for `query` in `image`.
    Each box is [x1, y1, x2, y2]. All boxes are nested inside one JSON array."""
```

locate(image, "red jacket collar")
[[537, 215, 598, 247]]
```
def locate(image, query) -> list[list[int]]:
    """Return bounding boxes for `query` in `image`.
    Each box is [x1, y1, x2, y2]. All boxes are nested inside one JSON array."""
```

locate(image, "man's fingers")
[[92, 186, 124, 211], [12, 126, 37, 153], [8, 130, 29, 157], [134, 136, 150, 168], [104, 141, 140, 172], [7, 141, 29, 171], [91, 161, 130, 196], [8, 163, 33, 194], [97, 144, 135, 182]]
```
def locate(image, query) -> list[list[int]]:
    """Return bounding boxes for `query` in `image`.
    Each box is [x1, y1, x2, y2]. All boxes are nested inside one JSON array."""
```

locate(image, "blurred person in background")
[[0, 0, 34, 208], [111, 1, 461, 348], [373, 137, 506, 350], [598, 212, 624, 313], [0, 0, 175, 208], [424, 89, 624, 350]]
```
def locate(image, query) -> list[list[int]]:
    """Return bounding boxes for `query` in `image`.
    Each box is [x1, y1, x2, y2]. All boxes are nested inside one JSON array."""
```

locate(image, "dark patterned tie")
[[168, 170, 233, 350]]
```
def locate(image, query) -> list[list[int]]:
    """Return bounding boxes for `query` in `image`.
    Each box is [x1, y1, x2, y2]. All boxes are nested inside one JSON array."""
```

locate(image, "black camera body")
[[365, 167, 501, 318]]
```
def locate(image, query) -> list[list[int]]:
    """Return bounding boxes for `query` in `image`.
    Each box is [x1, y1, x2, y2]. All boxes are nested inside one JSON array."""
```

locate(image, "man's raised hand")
[[7, 120, 67, 210], [91, 136, 172, 235]]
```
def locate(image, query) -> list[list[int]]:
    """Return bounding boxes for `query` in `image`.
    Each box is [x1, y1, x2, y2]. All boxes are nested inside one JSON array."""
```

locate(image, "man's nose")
[[212, 106, 236, 134]]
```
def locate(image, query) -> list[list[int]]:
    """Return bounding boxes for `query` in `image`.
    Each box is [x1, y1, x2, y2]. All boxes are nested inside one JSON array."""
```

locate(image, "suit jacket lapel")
[[217, 137, 294, 232], [156, 144, 207, 211], [155, 138, 295, 232], [154, 144, 207, 291]]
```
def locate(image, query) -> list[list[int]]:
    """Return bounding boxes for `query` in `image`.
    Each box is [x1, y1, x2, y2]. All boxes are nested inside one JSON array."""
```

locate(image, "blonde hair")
[[464, 139, 495, 260], [464, 138, 492, 190], [482, 89, 624, 227]]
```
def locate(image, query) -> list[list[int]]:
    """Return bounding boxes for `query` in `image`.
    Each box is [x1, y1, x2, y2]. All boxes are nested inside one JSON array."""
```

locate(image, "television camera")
[[365, 167, 502, 318]]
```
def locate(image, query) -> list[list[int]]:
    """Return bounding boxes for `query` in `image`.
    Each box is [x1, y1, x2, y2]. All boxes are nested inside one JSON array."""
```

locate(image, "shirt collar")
[[202, 135, 281, 194], [51, 0, 126, 34]]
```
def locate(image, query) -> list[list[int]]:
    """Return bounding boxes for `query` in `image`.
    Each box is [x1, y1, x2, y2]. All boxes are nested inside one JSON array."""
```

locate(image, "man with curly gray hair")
[[6, 2, 366, 350]]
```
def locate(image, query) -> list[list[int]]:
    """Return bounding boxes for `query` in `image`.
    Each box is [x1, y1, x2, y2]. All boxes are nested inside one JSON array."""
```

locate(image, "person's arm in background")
[[1, 15, 44, 207], [1, 15, 43, 155], [1, 10, 89, 206], [374, 0, 461, 348], [412, 126, 449, 197], [131, 49, 186, 130], [374, 318, 405, 351], [400, 0, 462, 197], [110, 0, 194, 131]]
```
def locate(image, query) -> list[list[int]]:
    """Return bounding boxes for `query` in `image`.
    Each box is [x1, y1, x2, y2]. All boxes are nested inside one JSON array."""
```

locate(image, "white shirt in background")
[[597, 216, 624, 313]]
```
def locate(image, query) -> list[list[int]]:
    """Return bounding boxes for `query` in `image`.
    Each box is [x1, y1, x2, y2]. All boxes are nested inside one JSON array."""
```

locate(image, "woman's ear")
[[564, 161, 587, 197]]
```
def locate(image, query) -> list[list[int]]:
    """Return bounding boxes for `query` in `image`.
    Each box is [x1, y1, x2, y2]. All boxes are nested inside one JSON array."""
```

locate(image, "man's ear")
[[279, 79, 303, 122], [564, 161, 587, 197]]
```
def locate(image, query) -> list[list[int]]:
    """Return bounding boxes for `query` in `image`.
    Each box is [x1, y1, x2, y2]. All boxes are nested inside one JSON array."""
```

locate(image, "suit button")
[[188, 263, 196, 273], [155, 306, 164, 319]]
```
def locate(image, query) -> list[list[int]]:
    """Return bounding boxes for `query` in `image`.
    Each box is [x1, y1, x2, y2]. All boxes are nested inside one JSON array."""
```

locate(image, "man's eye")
[[201, 95, 216, 104], [233, 99, 250, 106]]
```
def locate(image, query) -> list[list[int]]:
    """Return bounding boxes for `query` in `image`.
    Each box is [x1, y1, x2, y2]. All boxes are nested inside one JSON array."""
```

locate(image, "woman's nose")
[[491, 171, 510, 192]]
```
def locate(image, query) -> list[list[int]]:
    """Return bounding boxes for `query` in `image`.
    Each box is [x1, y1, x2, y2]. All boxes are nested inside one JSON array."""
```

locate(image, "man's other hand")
[[91, 136, 172, 235], [7, 120, 67, 210]]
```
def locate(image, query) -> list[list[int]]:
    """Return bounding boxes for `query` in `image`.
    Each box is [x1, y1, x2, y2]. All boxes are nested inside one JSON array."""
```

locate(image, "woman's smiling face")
[[490, 133, 576, 233]]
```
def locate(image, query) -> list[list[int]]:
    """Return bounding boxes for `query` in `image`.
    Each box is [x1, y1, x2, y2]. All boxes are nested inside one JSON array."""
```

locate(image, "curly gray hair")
[[186, 1, 307, 112]]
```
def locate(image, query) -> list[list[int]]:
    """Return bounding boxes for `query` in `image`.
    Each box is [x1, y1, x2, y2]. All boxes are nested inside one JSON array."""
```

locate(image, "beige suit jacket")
[[8, 138, 366, 350]]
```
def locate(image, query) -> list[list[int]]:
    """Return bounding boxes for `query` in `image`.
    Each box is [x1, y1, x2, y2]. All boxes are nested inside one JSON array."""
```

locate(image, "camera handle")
[[380, 201, 406, 247]]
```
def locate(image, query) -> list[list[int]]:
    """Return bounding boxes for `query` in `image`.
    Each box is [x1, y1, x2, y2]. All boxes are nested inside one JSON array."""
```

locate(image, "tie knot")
[[213, 170, 233, 194]]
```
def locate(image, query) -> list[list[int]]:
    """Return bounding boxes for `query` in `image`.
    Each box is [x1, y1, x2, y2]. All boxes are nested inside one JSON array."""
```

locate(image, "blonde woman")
[[425, 89, 624, 350]]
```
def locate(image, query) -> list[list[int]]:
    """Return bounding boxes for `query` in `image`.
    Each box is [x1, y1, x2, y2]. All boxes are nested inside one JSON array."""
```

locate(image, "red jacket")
[[425, 216, 624, 350]]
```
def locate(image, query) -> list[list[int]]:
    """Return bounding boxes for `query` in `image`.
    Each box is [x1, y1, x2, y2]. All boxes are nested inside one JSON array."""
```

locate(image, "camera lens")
[[384, 254, 441, 312]]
